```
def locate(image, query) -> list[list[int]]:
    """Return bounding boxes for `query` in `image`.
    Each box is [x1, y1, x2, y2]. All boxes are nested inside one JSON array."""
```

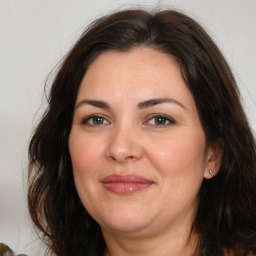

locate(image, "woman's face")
[[69, 47, 214, 238]]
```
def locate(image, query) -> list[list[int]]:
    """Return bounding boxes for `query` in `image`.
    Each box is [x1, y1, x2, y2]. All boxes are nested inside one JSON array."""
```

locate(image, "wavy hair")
[[28, 9, 256, 256]]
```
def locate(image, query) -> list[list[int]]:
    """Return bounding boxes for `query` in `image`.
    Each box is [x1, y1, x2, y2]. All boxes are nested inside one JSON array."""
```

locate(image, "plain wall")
[[0, 0, 255, 254]]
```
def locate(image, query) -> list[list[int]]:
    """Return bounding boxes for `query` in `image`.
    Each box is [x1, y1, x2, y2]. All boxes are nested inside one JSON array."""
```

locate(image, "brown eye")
[[155, 117, 167, 125], [92, 117, 104, 125], [147, 115, 175, 127], [82, 115, 110, 126]]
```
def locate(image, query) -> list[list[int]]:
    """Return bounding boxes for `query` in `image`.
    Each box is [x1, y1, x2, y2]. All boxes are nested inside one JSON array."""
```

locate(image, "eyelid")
[[79, 113, 175, 127], [80, 114, 111, 126], [144, 114, 175, 127]]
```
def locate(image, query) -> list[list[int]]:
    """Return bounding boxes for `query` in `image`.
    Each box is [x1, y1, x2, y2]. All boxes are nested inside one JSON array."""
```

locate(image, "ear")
[[204, 141, 223, 179]]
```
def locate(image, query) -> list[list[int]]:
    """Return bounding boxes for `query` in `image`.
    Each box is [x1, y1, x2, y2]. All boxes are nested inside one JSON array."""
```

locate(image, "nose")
[[105, 124, 143, 163]]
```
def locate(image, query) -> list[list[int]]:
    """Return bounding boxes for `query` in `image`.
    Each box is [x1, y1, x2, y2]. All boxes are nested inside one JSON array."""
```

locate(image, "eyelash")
[[80, 114, 175, 127], [145, 114, 175, 127], [81, 114, 110, 126]]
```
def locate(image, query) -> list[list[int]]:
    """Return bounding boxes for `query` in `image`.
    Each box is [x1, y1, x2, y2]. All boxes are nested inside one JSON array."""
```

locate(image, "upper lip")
[[101, 174, 154, 184]]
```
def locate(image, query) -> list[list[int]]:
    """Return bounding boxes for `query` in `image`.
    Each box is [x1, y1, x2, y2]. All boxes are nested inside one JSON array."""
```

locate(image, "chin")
[[97, 205, 155, 235]]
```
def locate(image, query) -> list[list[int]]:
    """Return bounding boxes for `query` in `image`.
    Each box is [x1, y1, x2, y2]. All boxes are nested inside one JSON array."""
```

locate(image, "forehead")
[[76, 47, 194, 109]]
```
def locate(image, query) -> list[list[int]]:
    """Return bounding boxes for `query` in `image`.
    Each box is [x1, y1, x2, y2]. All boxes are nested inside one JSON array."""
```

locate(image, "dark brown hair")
[[28, 9, 256, 256]]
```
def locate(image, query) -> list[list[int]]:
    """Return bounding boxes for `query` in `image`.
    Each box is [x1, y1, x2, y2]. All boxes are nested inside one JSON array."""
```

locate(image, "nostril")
[[126, 155, 135, 160], [109, 156, 116, 161], [108, 154, 136, 163]]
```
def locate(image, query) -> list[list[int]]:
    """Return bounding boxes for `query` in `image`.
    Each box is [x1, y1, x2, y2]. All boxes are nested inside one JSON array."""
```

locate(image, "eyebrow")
[[75, 97, 186, 110], [75, 99, 110, 110], [138, 98, 186, 110]]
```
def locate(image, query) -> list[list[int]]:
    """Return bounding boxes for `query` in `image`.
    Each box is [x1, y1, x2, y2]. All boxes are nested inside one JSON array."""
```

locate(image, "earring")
[[209, 169, 214, 177]]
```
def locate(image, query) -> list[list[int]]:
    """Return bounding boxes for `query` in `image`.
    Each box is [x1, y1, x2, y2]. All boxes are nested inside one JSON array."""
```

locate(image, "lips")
[[101, 175, 154, 195]]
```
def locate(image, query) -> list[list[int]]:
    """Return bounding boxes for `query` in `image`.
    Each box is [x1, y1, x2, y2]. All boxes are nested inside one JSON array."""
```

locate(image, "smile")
[[101, 175, 154, 195]]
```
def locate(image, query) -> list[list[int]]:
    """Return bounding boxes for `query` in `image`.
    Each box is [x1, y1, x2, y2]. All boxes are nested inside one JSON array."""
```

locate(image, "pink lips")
[[101, 175, 154, 195]]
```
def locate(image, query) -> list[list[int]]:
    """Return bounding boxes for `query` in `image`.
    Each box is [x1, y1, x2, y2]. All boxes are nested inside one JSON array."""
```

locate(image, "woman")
[[28, 9, 256, 256]]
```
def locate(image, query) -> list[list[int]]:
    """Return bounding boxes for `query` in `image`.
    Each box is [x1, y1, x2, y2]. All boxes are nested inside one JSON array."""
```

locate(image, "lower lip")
[[102, 182, 153, 195]]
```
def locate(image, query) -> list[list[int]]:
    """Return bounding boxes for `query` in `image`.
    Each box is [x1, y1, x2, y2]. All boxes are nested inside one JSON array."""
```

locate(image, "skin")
[[69, 47, 220, 256]]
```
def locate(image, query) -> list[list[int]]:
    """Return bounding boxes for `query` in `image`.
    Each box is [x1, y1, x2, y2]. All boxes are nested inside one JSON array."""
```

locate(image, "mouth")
[[101, 174, 154, 195]]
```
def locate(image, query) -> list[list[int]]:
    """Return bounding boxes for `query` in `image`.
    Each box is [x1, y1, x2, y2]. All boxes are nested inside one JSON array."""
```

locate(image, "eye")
[[146, 114, 175, 127], [81, 115, 110, 126]]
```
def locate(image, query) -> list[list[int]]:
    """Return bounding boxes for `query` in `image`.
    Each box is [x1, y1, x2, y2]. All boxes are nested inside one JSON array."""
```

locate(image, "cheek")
[[68, 132, 106, 210], [69, 132, 105, 178], [69, 130, 109, 209], [148, 131, 207, 213], [147, 129, 207, 177]]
